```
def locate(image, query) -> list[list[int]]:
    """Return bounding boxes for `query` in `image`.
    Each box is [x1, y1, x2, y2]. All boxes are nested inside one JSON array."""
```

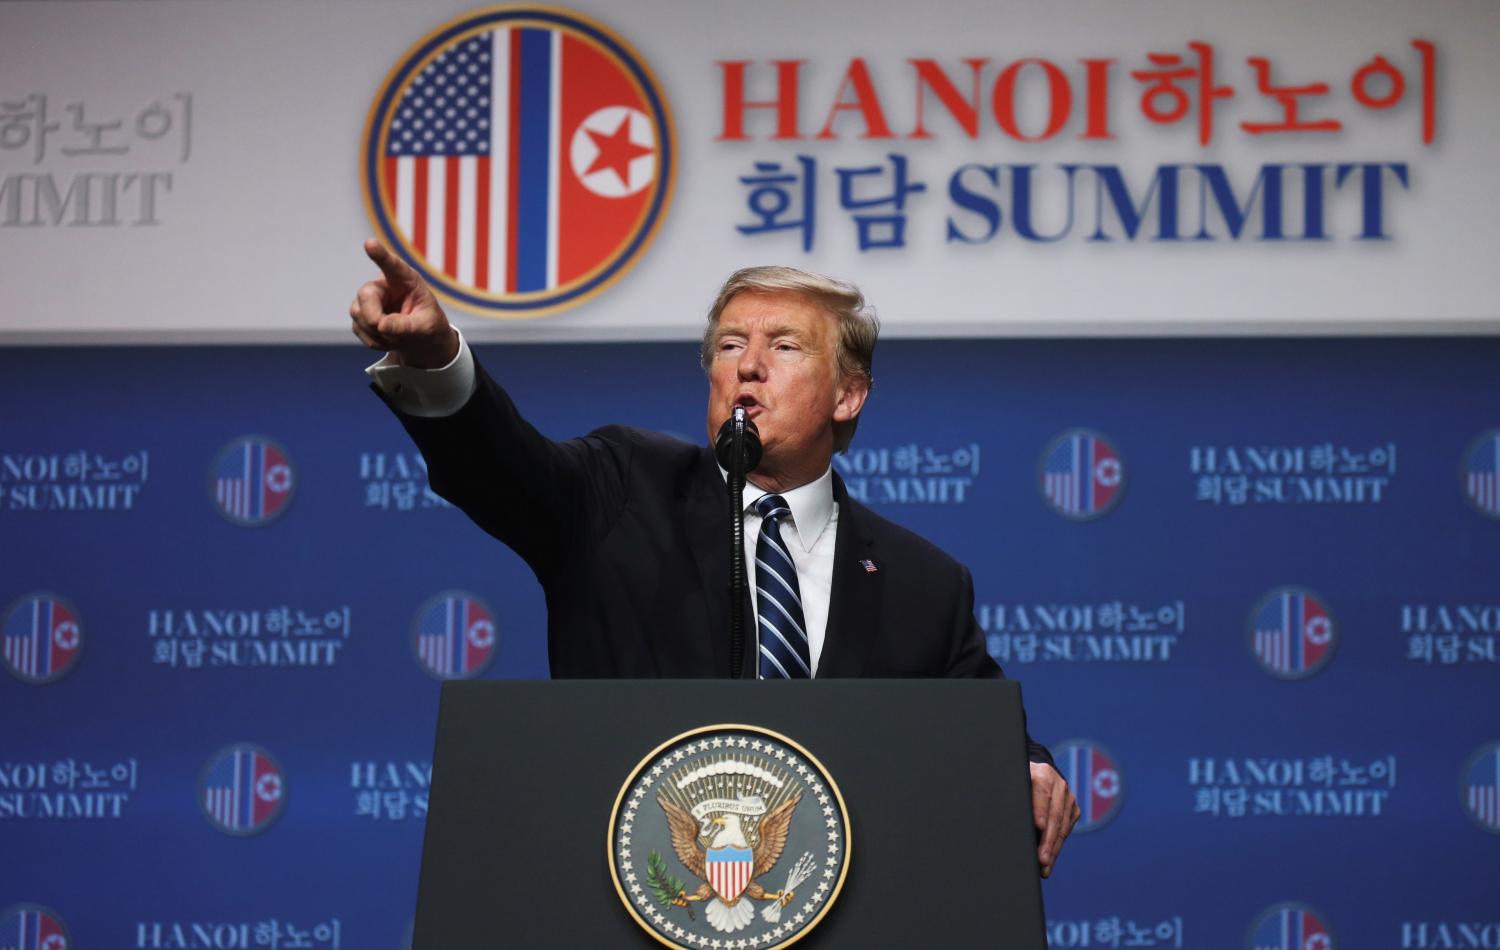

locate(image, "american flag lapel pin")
[[859, 558, 878, 574]]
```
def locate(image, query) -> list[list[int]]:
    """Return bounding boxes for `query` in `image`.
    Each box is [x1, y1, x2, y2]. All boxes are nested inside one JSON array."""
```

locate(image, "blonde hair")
[[700, 266, 878, 452]]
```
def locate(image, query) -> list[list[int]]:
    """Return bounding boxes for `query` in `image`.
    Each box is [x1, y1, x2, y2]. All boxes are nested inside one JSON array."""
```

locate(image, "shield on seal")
[[705, 846, 755, 902]]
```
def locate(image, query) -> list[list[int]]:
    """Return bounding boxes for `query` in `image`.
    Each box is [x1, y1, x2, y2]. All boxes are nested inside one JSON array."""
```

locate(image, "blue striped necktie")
[[753, 494, 812, 679]]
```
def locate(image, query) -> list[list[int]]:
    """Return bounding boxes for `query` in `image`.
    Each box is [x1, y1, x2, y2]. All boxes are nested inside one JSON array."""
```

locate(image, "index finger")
[[363, 238, 416, 288]]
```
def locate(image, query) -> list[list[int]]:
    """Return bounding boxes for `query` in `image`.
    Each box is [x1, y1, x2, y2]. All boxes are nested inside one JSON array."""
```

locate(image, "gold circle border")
[[358, 4, 678, 320], [606, 723, 853, 950]]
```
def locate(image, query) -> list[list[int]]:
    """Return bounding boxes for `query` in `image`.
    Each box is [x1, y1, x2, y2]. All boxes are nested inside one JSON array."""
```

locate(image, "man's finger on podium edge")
[[1040, 777, 1068, 863]]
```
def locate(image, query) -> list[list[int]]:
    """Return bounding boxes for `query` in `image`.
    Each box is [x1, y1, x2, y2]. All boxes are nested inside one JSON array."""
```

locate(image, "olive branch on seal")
[[646, 849, 694, 919]]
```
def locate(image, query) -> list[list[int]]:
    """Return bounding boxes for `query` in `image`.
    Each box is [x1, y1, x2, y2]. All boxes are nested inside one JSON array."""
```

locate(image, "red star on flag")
[[584, 115, 653, 188]]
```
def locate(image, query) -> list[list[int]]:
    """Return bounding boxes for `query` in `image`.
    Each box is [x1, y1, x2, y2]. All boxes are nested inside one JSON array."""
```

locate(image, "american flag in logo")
[[0, 906, 69, 950], [201, 746, 284, 834], [1252, 590, 1334, 677], [2, 595, 81, 683], [1464, 430, 1500, 517], [1250, 905, 1332, 950], [1464, 743, 1500, 831], [1055, 739, 1122, 831], [706, 847, 755, 902], [376, 19, 661, 300], [415, 595, 496, 679], [213, 438, 293, 525], [1041, 431, 1122, 518]]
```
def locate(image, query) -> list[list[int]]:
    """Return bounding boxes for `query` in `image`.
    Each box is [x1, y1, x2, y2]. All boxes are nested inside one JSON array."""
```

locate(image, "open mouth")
[[734, 394, 762, 415]]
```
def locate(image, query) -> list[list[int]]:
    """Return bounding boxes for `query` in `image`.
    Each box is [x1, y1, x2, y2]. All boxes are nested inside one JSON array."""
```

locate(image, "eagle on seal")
[[657, 792, 802, 933]]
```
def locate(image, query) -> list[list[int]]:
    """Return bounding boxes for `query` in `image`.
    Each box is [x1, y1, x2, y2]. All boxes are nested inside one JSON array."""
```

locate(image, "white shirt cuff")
[[364, 329, 476, 418]]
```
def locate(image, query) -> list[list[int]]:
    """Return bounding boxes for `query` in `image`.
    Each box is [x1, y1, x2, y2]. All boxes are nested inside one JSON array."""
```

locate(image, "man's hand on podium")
[[1030, 762, 1080, 878], [349, 238, 460, 369]]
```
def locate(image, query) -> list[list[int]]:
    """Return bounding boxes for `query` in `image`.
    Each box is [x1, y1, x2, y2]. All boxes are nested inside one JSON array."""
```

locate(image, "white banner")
[[2, 0, 1497, 343]]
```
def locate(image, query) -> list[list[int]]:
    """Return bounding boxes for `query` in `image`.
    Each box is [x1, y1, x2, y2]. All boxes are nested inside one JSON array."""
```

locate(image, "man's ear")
[[833, 376, 869, 424]]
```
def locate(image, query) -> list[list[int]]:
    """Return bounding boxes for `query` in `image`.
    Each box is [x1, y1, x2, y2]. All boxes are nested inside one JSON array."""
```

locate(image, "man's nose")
[[736, 340, 767, 380]]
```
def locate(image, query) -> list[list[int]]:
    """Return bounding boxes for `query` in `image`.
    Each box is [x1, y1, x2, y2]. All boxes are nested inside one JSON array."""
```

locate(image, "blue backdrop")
[[2, 337, 1497, 949]]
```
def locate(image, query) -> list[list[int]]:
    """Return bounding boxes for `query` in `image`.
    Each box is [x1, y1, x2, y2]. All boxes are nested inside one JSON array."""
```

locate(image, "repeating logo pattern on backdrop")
[[210, 436, 295, 527], [198, 744, 287, 836], [1248, 902, 1334, 950], [1039, 429, 1124, 520], [1461, 429, 1500, 518], [2, 594, 82, 685], [362, 6, 675, 316], [1249, 588, 1337, 680], [1461, 741, 1500, 834], [1053, 739, 1123, 832], [0, 904, 70, 950], [609, 725, 849, 950], [410, 592, 497, 679]]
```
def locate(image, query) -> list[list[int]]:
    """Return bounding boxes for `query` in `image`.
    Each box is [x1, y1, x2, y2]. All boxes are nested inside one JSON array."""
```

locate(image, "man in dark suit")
[[349, 239, 1079, 876]]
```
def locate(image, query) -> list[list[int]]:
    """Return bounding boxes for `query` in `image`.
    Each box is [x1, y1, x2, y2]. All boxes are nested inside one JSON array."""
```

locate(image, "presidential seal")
[[608, 725, 850, 949]]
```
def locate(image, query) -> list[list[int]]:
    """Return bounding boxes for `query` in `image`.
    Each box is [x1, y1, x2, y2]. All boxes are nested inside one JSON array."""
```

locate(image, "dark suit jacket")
[[384, 357, 1051, 763]]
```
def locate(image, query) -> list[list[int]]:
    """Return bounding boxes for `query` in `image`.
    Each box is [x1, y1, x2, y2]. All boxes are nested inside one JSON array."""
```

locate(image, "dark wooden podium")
[[414, 679, 1046, 948]]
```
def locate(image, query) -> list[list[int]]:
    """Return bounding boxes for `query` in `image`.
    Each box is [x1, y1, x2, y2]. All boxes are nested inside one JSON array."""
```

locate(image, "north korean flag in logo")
[[1249, 903, 1333, 950], [1040, 430, 1124, 520], [1462, 742, 1500, 833], [364, 7, 674, 316], [413, 592, 497, 679], [0, 905, 70, 950], [1053, 739, 1122, 832], [1251, 588, 1336, 680], [211, 436, 294, 526], [1462, 429, 1500, 518], [199, 745, 286, 836], [2, 594, 82, 685]]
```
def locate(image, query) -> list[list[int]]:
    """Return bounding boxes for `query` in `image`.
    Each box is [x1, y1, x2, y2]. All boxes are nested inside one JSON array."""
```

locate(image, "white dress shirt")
[[366, 332, 840, 674], [365, 330, 478, 417]]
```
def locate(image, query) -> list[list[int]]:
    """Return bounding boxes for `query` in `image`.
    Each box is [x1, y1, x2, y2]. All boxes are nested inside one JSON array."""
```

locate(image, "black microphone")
[[714, 406, 763, 474], [716, 405, 761, 679]]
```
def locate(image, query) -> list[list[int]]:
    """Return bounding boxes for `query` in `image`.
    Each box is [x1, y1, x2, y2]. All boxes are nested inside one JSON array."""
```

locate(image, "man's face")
[[705, 290, 867, 490]]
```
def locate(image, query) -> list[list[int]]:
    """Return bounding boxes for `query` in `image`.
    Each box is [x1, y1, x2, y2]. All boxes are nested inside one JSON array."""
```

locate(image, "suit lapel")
[[819, 474, 884, 678], [682, 449, 739, 677]]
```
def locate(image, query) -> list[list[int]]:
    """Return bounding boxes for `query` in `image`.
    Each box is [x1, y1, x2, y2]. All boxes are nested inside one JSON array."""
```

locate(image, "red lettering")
[[718, 60, 805, 141], [1080, 59, 1115, 140], [909, 58, 987, 139], [816, 58, 895, 139], [992, 58, 1072, 142]]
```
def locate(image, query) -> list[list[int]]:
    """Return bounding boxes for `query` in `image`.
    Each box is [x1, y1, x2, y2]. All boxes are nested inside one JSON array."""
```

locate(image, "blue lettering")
[[945, 163, 1001, 242]]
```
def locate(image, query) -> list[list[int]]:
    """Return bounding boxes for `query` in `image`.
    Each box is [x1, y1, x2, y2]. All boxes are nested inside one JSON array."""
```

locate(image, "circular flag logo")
[[2, 593, 83, 685], [1248, 587, 1337, 680], [1052, 739, 1123, 832], [1246, 902, 1334, 950], [198, 744, 287, 836], [1461, 428, 1500, 519], [609, 725, 850, 950], [210, 436, 295, 527], [362, 6, 675, 317], [1461, 740, 1500, 834], [411, 592, 498, 679], [1039, 429, 1124, 520], [0, 904, 71, 950]]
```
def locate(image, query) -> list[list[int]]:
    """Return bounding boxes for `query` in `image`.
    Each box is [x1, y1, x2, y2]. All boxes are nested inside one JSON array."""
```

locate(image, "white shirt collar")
[[724, 466, 836, 553]]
